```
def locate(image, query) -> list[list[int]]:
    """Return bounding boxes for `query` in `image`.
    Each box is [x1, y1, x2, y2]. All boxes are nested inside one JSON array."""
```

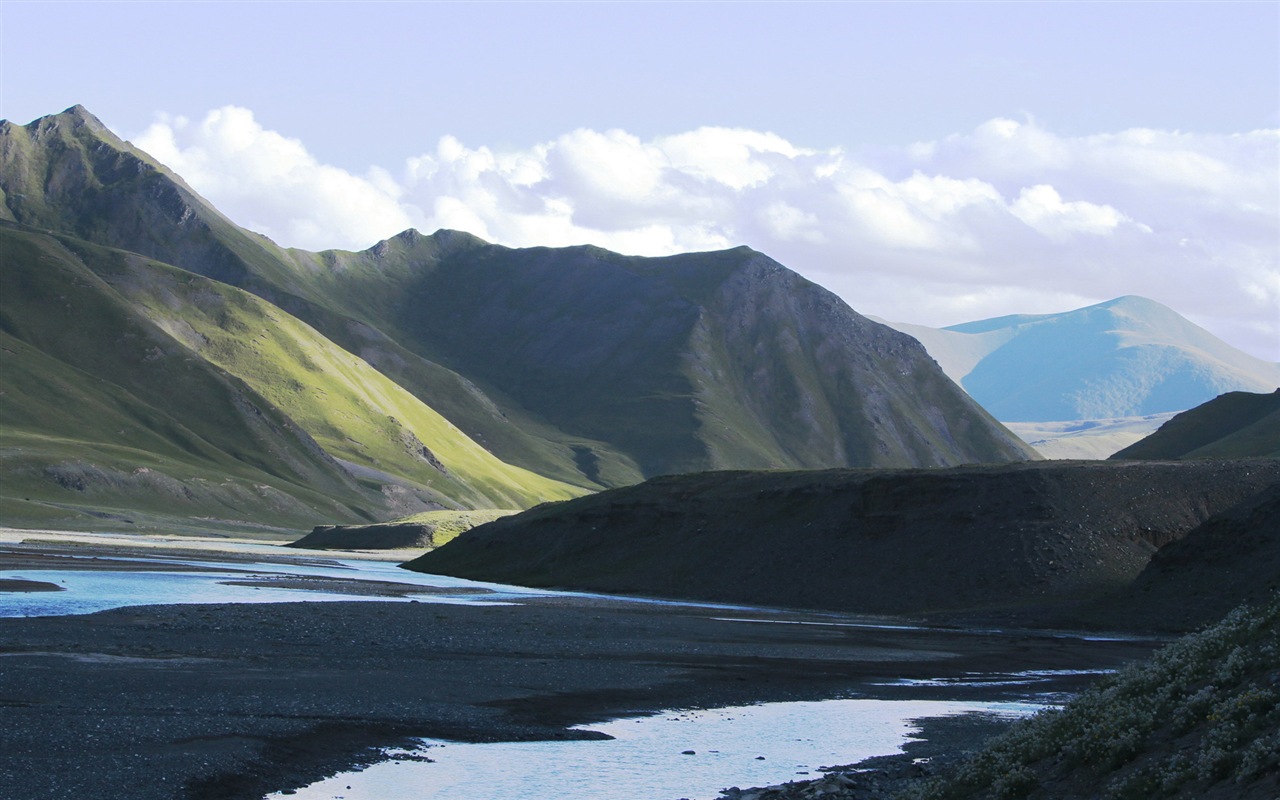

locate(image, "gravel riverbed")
[[0, 539, 1158, 800]]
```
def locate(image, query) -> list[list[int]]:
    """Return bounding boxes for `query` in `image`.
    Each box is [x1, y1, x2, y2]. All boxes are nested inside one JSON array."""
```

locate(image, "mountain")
[[0, 105, 1036, 531], [1110, 390, 1280, 460], [882, 297, 1280, 422], [300, 236, 1038, 476], [406, 460, 1278, 618], [0, 223, 583, 532]]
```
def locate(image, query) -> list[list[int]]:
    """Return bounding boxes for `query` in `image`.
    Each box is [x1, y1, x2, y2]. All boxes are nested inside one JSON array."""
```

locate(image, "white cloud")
[[130, 108, 1280, 360], [1009, 184, 1132, 239], [759, 201, 823, 243], [134, 107, 417, 249]]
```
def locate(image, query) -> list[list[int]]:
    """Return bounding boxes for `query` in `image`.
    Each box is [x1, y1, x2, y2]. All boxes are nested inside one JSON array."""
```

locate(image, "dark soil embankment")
[[408, 460, 1279, 622], [290, 510, 518, 550], [1076, 484, 1280, 632]]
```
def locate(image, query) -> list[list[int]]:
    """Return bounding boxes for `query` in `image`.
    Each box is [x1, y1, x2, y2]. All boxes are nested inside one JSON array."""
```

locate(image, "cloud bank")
[[134, 109, 1280, 361]]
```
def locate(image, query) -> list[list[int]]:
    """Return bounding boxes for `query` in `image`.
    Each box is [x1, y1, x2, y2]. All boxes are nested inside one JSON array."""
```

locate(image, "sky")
[[4, 1, 1279, 360]]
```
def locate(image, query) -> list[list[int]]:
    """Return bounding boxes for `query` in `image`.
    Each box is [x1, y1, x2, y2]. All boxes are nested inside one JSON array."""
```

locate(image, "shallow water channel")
[[2, 546, 1083, 799], [0, 550, 560, 617], [264, 698, 1041, 800]]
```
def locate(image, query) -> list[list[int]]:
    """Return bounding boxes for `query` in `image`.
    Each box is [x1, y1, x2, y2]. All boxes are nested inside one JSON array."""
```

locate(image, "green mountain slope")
[[303, 237, 1038, 474], [0, 226, 379, 532], [0, 108, 646, 486], [1111, 390, 1280, 460], [2, 105, 1036, 517], [75, 236, 583, 509], [0, 224, 582, 532]]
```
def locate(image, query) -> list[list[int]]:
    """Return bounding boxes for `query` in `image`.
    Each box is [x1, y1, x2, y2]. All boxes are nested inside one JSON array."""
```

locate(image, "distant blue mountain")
[[882, 297, 1280, 422]]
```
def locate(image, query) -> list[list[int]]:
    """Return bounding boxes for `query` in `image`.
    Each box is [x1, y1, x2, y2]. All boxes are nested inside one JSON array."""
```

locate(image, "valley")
[[1, 104, 1277, 800], [0, 532, 1158, 800]]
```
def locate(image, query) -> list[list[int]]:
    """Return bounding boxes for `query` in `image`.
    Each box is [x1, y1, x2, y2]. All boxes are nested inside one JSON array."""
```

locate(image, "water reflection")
[[0, 556, 551, 617], [266, 699, 1040, 800]]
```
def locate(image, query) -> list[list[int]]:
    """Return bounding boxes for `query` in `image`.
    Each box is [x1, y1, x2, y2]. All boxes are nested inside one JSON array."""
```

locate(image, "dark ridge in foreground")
[[407, 460, 1279, 624]]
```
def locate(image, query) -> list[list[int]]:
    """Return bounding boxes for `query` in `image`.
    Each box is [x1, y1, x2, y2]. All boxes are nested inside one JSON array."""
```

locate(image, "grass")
[[351, 508, 519, 548], [81, 245, 586, 510], [0, 225, 582, 535], [903, 595, 1280, 799], [1112, 390, 1280, 460], [0, 228, 378, 529]]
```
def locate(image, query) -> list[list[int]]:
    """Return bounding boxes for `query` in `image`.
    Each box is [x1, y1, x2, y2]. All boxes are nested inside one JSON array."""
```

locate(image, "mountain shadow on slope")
[[1072, 484, 1280, 632]]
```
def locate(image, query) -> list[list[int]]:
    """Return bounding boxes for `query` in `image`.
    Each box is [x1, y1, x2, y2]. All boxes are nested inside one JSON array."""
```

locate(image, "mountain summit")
[[886, 296, 1280, 422], [311, 235, 1037, 475]]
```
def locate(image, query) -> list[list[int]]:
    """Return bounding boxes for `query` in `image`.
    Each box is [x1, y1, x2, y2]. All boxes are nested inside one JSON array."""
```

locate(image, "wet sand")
[[0, 535, 1161, 800]]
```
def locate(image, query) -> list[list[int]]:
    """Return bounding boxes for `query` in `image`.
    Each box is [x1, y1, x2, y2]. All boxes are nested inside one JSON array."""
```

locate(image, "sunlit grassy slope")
[[68, 240, 584, 509], [0, 226, 386, 532], [0, 225, 582, 532]]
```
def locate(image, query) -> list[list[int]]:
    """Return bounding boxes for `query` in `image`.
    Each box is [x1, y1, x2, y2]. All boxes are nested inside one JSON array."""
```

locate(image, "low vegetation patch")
[[904, 596, 1280, 799]]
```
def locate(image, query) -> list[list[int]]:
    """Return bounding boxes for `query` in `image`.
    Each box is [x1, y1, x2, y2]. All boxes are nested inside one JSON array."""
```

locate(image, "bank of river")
[[0, 534, 1160, 800], [268, 698, 1047, 800]]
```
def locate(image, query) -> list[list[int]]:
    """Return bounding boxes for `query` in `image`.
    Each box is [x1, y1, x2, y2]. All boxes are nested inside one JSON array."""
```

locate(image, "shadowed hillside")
[[1077, 484, 1280, 633], [1111, 389, 1280, 460], [318, 237, 1037, 476], [406, 460, 1278, 619]]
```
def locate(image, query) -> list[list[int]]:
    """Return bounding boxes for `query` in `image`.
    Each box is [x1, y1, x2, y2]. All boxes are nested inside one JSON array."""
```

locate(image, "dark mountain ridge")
[[1111, 389, 1280, 460], [407, 459, 1278, 621], [332, 236, 1034, 476]]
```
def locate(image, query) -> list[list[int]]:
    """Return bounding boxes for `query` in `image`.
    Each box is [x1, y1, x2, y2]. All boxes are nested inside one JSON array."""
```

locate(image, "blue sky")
[[4, 1, 1278, 359]]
